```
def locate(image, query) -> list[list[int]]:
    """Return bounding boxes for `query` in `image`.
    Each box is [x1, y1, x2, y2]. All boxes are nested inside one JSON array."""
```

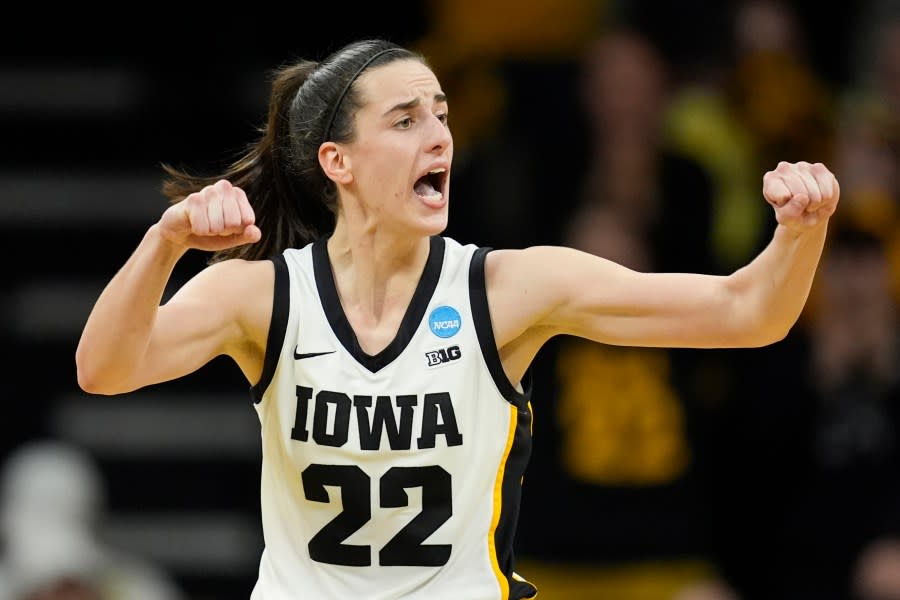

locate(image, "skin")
[[75, 59, 840, 396]]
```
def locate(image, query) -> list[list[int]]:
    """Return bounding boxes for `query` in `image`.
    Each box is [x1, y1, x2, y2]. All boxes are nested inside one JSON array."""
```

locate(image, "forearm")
[[76, 224, 188, 393], [729, 221, 828, 344]]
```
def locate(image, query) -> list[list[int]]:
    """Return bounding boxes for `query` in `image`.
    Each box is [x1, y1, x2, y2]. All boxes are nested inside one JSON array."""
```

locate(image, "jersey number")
[[301, 464, 452, 567]]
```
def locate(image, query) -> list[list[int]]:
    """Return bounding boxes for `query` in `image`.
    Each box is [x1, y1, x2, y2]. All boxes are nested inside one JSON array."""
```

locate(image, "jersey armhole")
[[468, 247, 533, 408], [250, 255, 290, 404]]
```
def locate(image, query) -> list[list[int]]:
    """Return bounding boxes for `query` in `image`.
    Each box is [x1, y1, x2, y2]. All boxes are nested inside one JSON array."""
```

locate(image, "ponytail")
[[160, 39, 423, 265]]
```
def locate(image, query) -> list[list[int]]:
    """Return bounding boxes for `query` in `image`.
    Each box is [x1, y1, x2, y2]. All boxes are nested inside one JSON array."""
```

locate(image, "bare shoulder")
[[482, 246, 587, 345], [484, 245, 611, 293], [483, 245, 630, 343], [486, 245, 580, 279]]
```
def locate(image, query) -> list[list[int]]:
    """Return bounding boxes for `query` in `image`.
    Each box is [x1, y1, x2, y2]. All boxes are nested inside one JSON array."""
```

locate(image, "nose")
[[427, 114, 452, 153]]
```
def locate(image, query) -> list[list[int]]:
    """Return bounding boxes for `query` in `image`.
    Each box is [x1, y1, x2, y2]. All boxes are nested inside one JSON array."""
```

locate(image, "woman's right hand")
[[158, 179, 262, 251]]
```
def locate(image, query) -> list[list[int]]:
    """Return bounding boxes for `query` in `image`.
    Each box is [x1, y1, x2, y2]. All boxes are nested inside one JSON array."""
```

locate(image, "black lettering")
[[290, 385, 313, 441], [355, 395, 417, 450], [294, 389, 463, 452], [424, 345, 462, 367], [417, 392, 463, 449], [313, 391, 351, 447]]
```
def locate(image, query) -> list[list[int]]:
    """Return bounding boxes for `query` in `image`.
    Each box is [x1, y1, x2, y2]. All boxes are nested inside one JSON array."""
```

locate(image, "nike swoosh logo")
[[293, 348, 336, 360]]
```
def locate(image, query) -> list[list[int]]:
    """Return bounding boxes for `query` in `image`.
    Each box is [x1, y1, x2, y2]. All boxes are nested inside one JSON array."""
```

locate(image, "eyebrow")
[[382, 93, 448, 117]]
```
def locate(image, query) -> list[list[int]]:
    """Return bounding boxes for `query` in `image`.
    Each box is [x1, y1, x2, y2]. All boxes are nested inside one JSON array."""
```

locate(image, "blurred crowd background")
[[1, 1, 899, 598]]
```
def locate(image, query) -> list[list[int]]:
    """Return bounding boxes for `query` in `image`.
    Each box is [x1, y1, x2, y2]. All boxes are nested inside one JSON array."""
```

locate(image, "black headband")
[[322, 48, 398, 145]]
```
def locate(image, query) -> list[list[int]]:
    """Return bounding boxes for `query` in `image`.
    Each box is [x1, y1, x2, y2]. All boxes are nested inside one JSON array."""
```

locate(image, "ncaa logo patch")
[[429, 305, 461, 338]]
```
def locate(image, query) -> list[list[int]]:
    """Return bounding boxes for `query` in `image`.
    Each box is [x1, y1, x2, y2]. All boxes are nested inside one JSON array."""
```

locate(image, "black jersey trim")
[[312, 235, 445, 373], [250, 255, 290, 404], [469, 247, 537, 598], [511, 578, 539, 599], [468, 247, 533, 409], [498, 407, 537, 600]]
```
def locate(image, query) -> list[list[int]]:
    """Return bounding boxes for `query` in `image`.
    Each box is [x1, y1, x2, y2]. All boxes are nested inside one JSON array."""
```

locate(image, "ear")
[[318, 142, 353, 185]]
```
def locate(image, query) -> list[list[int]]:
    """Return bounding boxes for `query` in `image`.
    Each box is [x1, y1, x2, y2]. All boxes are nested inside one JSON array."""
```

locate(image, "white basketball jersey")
[[248, 236, 537, 600]]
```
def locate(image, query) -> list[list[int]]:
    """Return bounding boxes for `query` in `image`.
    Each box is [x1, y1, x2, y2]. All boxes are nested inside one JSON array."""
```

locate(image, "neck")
[[327, 220, 432, 323]]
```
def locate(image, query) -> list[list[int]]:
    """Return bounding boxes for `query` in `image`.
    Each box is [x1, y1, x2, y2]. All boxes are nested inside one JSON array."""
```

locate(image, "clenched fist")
[[158, 179, 262, 251], [763, 161, 840, 232]]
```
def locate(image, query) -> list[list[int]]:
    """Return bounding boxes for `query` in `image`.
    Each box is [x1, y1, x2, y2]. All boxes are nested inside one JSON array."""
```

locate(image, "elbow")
[[75, 346, 94, 393], [75, 346, 128, 396], [725, 280, 800, 348], [719, 295, 795, 347], [763, 322, 795, 346], [77, 369, 107, 395], [75, 343, 99, 394], [754, 303, 805, 346], [732, 317, 794, 348], [76, 369, 132, 396], [75, 360, 113, 396], [77, 375, 99, 395], [751, 328, 790, 348]]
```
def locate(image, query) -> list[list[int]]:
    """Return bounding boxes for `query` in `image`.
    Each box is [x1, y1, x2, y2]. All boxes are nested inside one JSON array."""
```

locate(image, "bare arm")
[[488, 162, 840, 378], [75, 180, 264, 395]]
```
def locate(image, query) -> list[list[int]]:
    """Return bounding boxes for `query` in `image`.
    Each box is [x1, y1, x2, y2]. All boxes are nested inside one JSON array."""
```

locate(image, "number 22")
[[302, 464, 452, 567]]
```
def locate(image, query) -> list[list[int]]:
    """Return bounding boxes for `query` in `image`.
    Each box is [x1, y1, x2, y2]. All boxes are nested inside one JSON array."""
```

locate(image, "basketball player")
[[75, 39, 840, 599]]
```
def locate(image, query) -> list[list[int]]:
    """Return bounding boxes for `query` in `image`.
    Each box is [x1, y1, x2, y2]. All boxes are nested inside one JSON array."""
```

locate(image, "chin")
[[408, 198, 449, 236], [421, 211, 449, 236]]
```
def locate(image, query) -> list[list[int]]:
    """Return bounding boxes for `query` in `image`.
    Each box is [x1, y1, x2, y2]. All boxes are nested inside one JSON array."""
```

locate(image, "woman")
[[75, 39, 839, 600]]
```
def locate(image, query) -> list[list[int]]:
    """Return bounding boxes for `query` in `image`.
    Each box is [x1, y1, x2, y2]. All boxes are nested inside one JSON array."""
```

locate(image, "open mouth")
[[414, 168, 447, 202]]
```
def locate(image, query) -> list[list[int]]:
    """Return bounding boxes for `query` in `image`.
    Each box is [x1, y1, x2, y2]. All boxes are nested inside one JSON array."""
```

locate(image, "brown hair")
[[160, 39, 425, 263]]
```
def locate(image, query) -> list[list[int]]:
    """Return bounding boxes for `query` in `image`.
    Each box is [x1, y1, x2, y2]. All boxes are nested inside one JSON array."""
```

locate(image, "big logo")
[[426, 345, 462, 367]]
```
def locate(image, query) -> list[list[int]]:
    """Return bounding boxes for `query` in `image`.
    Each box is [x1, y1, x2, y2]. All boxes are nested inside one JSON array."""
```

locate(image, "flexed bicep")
[[78, 256, 272, 395], [142, 258, 274, 390]]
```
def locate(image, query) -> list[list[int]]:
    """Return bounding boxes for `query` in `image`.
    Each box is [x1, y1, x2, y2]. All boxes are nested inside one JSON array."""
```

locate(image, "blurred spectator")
[[654, 1, 763, 273], [518, 211, 739, 599], [713, 224, 900, 599], [826, 16, 900, 595], [662, 0, 837, 273], [834, 5, 900, 301], [410, 0, 607, 249], [728, 0, 836, 166], [515, 28, 740, 600], [0, 440, 185, 600], [412, 0, 604, 153], [568, 27, 719, 274]]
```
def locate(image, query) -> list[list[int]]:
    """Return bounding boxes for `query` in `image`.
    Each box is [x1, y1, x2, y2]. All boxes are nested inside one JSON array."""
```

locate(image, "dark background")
[[1, 2, 894, 599]]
